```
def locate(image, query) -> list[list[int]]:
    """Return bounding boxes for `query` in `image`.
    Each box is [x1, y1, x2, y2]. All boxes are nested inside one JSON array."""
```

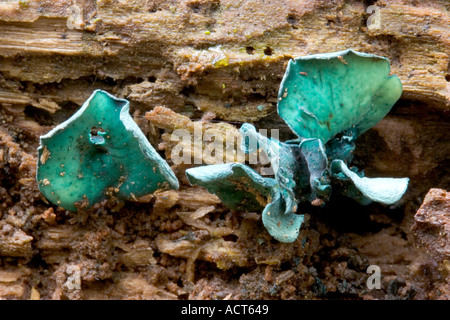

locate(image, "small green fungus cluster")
[[37, 50, 408, 243]]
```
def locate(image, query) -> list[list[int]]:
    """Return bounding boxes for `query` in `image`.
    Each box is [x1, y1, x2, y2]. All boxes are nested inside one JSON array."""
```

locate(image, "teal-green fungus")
[[278, 49, 403, 144], [186, 49, 409, 243], [330, 159, 408, 205], [37, 89, 179, 212], [240, 123, 301, 215], [186, 163, 304, 242], [186, 162, 274, 213]]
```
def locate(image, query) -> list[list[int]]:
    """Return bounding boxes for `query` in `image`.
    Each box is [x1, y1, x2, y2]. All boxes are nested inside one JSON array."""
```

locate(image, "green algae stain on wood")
[[37, 90, 178, 212]]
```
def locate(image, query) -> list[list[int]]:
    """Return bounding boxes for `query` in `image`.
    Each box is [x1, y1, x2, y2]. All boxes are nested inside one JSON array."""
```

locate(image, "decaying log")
[[0, 0, 449, 300]]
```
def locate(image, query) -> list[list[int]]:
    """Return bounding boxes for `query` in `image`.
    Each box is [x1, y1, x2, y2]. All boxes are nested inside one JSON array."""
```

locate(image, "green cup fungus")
[[186, 49, 409, 243], [36, 50, 409, 243], [186, 162, 304, 243], [37, 90, 179, 212]]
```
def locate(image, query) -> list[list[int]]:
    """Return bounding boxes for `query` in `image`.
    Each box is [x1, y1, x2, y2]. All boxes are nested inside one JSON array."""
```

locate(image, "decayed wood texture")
[[0, 0, 449, 300], [0, 0, 448, 123]]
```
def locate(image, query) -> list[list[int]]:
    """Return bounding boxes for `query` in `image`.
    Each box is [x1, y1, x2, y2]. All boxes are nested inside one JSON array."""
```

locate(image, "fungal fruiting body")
[[37, 90, 179, 212], [186, 49, 409, 243]]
